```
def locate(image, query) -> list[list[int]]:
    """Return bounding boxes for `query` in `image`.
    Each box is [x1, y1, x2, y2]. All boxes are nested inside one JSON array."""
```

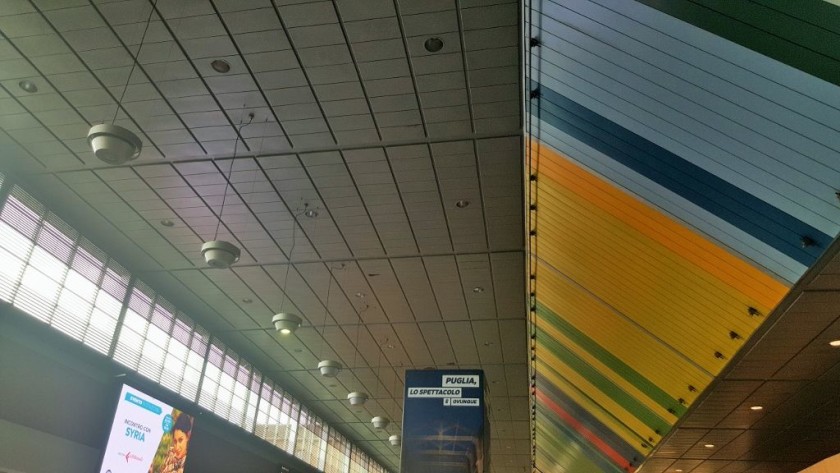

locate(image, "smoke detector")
[[87, 124, 142, 165], [201, 240, 240, 268]]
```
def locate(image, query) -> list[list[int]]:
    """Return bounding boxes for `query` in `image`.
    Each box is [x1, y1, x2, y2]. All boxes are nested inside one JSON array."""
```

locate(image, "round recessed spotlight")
[[473, 286, 484, 293], [750, 405, 764, 411], [87, 123, 142, 165], [424, 37, 444, 53], [304, 208, 319, 218], [210, 59, 231, 73], [355, 292, 366, 298], [18, 80, 38, 93], [160, 219, 174, 227], [455, 199, 470, 208], [704, 444, 715, 449], [829, 339, 840, 347]]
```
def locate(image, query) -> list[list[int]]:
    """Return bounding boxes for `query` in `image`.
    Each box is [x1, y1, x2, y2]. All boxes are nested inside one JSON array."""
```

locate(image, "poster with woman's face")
[[99, 385, 195, 473], [147, 409, 194, 473]]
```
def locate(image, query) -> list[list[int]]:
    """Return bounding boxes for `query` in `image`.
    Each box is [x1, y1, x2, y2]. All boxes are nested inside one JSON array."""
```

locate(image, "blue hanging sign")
[[401, 370, 488, 473]]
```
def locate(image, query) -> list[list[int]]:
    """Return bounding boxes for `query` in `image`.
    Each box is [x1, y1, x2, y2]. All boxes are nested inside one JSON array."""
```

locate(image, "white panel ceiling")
[[0, 0, 525, 471]]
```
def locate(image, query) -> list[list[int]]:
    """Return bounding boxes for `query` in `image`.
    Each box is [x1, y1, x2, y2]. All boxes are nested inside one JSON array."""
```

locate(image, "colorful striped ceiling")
[[525, 1, 840, 471]]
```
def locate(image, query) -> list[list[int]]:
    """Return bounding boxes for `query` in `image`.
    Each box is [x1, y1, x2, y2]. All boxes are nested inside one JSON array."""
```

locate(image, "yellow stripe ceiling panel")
[[533, 144, 789, 375], [536, 266, 712, 402]]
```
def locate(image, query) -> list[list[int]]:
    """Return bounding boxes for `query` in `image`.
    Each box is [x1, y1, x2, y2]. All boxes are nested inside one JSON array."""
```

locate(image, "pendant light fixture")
[[272, 208, 302, 335], [368, 337, 390, 431], [346, 322, 368, 407], [371, 416, 389, 430], [272, 312, 301, 335], [201, 113, 253, 268], [317, 267, 342, 378], [87, 1, 160, 164], [347, 391, 368, 406]]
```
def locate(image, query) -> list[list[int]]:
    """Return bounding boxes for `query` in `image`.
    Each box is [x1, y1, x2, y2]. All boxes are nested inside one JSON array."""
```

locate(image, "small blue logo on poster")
[[162, 414, 173, 433]]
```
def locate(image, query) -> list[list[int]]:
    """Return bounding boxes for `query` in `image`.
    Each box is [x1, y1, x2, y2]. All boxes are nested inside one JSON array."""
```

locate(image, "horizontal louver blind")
[[113, 281, 209, 401], [199, 340, 262, 430], [325, 428, 351, 473], [255, 381, 300, 454], [295, 407, 328, 468], [350, 447, 366, 473], [0, 187, 126, 354]]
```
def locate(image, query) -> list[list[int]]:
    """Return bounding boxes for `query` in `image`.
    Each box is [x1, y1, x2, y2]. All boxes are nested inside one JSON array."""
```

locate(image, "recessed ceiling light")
[[483, 341, 493, 346], [750, 405, 763, 411], [160, 219, 174, 227], [704, 444, 715, 448], [304, 208, 319, 218], [473, 286, 484, 293], [455, 199, 470, 208], [210, 59, 231, 73], [386, 343, 394, 349], [829, 339, 840, 347], [675, 470, 683, 472], [355, 292, 365, 298], [424, 37, 444, 52], [18, 80, 38, 93]]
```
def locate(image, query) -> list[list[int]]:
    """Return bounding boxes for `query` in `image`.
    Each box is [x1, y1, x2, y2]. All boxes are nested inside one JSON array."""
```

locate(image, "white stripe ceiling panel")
[[534, 55, 840, 236], [536, 0, 840, 236]]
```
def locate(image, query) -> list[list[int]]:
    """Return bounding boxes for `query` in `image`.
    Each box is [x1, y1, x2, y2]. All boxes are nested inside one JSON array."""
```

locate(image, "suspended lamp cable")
[[112, 0, 158, 124], [200, 112, 253, 269]]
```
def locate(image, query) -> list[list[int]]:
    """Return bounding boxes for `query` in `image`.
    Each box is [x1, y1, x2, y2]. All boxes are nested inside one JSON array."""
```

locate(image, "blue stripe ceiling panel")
[[533, 118, 807, 284], [532, 83, 831, 267]]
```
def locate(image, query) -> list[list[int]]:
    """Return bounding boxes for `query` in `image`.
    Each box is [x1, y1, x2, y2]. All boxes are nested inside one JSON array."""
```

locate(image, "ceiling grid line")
[[327, 1, 385, 142], [142, 0, 259, 153], [388, 0, 430, 138], [263, 0, 341, 147], [206, 0, 296, 148]]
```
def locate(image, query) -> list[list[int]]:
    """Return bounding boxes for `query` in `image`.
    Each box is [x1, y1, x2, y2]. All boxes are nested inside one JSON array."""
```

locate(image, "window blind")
[[255, 381, 300, 454], [199, 339, 261, 430]]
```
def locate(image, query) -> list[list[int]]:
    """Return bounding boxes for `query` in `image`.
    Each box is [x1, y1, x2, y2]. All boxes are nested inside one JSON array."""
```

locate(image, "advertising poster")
[[401, 370, 488, 473], [99, 385, 194, 473]]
